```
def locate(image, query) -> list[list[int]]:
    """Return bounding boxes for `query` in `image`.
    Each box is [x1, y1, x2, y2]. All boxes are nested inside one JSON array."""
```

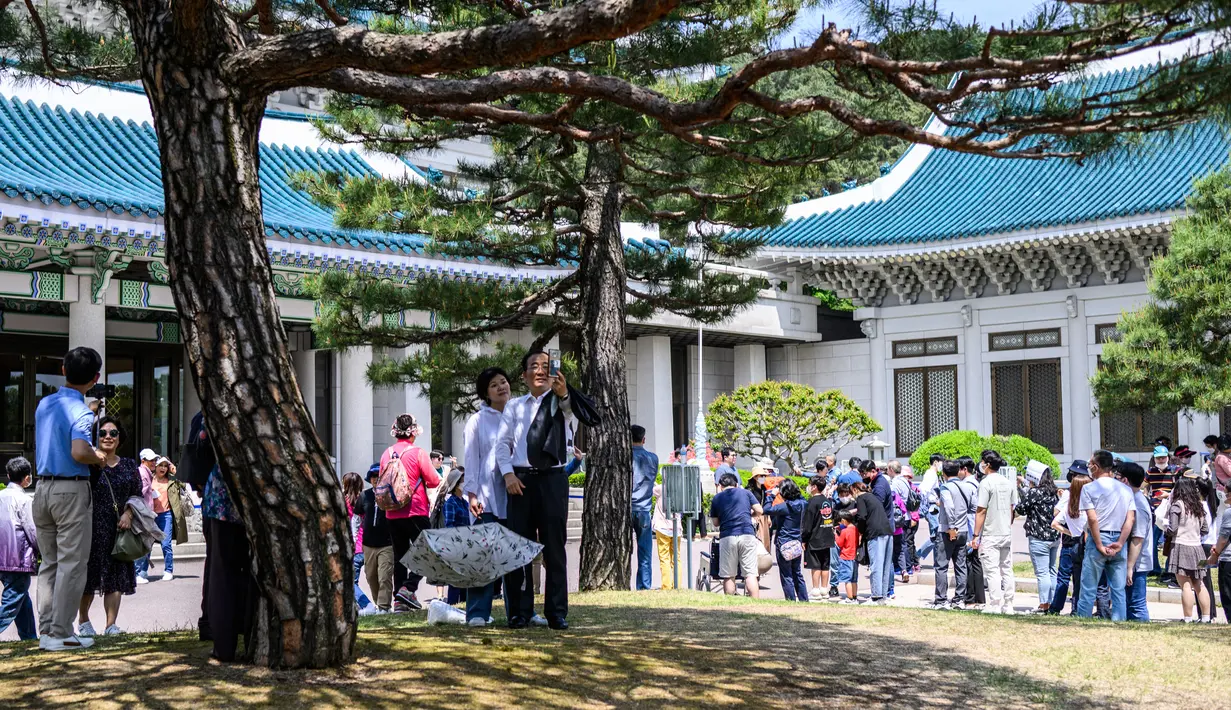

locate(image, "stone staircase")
[[150, 530, 206, 563], [568, 487, 584, 541]]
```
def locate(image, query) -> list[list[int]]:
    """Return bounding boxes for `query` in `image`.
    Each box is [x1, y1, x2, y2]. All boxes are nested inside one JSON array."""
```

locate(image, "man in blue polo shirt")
[[32, 347, 106, 651]]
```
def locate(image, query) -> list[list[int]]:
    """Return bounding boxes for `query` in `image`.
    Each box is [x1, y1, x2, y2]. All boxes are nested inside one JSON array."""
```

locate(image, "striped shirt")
[[1145, 466, 1176, 508]]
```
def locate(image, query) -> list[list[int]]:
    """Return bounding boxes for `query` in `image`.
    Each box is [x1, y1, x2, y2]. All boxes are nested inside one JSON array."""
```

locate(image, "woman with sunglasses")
[[77, 416, 143, 637]]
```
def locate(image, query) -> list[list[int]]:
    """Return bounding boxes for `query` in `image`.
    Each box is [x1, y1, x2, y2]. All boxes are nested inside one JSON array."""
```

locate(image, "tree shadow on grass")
[[0, 598, 1159, 709]]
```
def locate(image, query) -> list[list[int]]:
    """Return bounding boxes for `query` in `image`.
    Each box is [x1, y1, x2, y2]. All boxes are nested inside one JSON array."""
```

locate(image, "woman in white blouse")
[[462, 367, 512, 627]]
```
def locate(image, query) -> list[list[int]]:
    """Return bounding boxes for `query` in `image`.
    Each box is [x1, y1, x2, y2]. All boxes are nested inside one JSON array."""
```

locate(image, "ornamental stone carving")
[[877, 263, 923, 306], [1010, 248, 1057, 292], [917, 259, 955, 302], [945, 257, 987, 299], [1086, 237, 1132, 284], [1047, 243, 1094, 289], [976, 252, 1022, 296]]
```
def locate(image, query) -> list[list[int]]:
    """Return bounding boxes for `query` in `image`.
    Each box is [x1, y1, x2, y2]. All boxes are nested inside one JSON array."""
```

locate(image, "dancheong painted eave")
[[732, 62, 1231, 254], [0, 93, 434, 255]]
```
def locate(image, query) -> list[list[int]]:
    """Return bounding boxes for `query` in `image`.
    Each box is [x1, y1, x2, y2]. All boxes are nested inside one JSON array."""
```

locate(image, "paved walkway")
[[4, 535, 1221, 642]]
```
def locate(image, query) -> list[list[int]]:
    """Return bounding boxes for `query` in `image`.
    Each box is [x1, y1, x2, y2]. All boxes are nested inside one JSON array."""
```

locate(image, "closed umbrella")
[[400, 523, 543, 588]]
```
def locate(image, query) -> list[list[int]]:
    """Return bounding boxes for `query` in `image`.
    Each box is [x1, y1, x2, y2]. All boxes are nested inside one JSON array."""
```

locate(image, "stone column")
[[68, 273, 107, 380], [1066, 298, 1092, 460], [863, 319, 889, 451], [292, 349, 316, 421], [400, 347, 434, 457], [339, 347, 375, 476], [733, 343, 767, 389], [961, 305, 984, 435], [635, 335, 673, 456]]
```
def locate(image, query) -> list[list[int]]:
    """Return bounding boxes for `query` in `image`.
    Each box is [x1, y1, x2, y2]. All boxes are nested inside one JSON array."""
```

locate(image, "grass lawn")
[[1, 591, 1227, 709]]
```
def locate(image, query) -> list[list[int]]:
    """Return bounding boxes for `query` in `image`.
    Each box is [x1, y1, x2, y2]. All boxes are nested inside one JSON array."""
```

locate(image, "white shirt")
[[976, 471, 1019, 537], [918, 466, 940, 501], [1132, 489, 1154, 574], [1079, 476, 1134, 536], [462, 404, 509, 520], [1057, 491, 1087, 537], [495, 391, 575, 475]]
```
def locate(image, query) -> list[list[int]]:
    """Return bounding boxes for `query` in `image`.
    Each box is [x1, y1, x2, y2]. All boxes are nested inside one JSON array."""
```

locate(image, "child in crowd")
[[432, 468, 470, 605], [360, 465, 394, 613], [802, 475, 837, 601], [0, 457, 39, 640], [835, 509, 859, 603], [342, 472, 376, 615]]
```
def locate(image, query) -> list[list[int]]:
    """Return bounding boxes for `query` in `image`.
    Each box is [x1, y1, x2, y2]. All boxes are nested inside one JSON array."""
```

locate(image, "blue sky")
[[788, 1, 1038, 43]]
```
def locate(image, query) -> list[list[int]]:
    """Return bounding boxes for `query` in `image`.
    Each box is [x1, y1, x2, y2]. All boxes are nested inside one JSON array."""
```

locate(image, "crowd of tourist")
[[696, 437, 1231, 623]]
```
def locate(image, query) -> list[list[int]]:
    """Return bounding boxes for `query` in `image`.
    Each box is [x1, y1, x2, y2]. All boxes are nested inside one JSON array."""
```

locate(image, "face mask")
[[839, 496, 852, 504]]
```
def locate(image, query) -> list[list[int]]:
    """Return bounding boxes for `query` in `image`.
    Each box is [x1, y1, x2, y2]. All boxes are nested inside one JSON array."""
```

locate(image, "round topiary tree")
[[907, 430, 1061, 477]]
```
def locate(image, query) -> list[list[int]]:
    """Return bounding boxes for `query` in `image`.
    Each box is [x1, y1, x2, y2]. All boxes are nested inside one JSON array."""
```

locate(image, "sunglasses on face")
[[99, 429, 120, 438]]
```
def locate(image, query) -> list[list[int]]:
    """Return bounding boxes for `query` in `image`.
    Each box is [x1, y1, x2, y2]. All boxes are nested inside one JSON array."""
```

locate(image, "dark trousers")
[[1048, 540, 1080, 614], [966, 546, 986, 604], [933, 532, 968, 604], [388, 515, 430, 593], [204, 518, 256, 662], [505, 470, 568, 621], [1219, 561, 1231, 624]]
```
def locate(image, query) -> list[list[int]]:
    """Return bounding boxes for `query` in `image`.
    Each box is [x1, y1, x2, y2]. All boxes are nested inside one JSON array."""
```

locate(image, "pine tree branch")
[[312, 0, 348, 27], [224, 0, 685, 92]]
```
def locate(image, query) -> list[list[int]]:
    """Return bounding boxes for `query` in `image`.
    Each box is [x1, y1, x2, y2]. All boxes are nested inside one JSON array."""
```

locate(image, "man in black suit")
[[495, 349, 598, 630]]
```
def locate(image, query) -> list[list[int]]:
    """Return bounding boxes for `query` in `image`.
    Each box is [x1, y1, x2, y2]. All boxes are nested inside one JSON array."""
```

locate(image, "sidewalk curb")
[[909, 568, 1184, 604]]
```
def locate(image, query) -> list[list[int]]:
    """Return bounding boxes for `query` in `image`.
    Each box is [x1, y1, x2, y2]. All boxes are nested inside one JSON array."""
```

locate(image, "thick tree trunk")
[[126, 5, 355, 667], [576, 142, 634, 591]]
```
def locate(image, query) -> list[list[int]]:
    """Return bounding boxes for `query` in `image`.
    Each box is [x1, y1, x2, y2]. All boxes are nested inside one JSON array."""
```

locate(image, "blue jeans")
[[777, 546, 808, 602], [633, 509, 653, 591], [1150, 524, 1164, 575], [353, 552, 372, 609], [828, 548, 841, 592], [1076, 532, 1127, 620], [0, 571, 37, 640], [466, 513, 506, 622], [1048, 541, 1078, 613], [917, 509, 939, 562], [1028, 537, 1061, 607], [1126, 569, 1149, 621], [135, 553, 150, 579], [156, 511, 174, 573], [867, 535, 893, 599]]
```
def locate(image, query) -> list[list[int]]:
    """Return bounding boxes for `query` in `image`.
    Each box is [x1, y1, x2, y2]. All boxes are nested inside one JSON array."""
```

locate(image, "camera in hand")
[[86, 383, 117, 399]]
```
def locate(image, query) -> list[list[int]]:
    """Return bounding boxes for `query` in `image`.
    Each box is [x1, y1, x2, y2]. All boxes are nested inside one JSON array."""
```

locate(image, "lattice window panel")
[[992, 360, 1063, 453], [895, 370, 927, 455], [990, 328, 1061, 352], [1027, 360, 1063, 452], [1095, 324, 1122, 344], [1101, 411, 1139, 452], [895, 366, 959, 456], [158, 321, 181, 344], [893, 337, 957, 359], [927, 338, 958, 355], [928, 368, 958, 435]]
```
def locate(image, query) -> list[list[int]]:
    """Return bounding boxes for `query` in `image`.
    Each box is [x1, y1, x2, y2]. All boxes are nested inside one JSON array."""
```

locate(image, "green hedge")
[[907, 430, 1061, 477]]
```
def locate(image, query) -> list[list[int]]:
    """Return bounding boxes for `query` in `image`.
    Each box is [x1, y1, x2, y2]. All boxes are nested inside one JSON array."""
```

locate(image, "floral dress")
[[1015, 486, 1060, 542], [85, 457, 143, 595]]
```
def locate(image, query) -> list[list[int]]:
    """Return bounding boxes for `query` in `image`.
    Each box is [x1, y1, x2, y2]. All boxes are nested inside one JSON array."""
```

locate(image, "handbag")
[[779, 539, 804, 561], [104, 470, 147, 563], [856, 538, 869, 565]]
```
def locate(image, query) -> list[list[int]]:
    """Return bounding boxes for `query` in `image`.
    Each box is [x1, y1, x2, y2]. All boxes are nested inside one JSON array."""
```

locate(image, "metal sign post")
[[661, 464, 703, 591]]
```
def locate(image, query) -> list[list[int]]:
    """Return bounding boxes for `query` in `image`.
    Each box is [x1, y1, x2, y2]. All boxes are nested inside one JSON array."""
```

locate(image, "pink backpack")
[[374, 447, 423, 512]]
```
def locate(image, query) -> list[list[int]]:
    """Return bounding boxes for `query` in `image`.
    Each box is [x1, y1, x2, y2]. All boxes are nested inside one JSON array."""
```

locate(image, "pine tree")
[[5, 0, 1231, 665], [1092, 167, 1231, 414]]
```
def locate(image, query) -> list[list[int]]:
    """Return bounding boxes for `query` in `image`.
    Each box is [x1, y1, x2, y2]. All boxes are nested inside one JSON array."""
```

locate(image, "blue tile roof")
[[739, 64, 1231, 251], [0, 94, 430, 253]]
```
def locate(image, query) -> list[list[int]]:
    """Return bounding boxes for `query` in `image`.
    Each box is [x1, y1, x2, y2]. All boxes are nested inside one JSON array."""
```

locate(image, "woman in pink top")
[[381, 413, 440, 612]]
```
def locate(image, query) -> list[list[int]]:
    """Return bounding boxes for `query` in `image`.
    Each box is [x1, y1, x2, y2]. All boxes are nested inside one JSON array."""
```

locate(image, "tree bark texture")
[[125, 3, 356, 668], [576, 142, 634, 591]]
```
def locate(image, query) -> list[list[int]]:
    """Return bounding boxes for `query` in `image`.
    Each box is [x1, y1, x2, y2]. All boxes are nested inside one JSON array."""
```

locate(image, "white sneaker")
[[981, 606, 1001, 615], [839, 598, 858, 605], [1001, 607, 1017, 616], [40, 635, 94, 651], [529, 614, 549, 627], [359, 605, 379, 617], [162, 572, 174, 582], [467, 617, 488, 627], [135, 576, 149, 585], [77, 621, 96, 638], [104, 625, 123, 635]]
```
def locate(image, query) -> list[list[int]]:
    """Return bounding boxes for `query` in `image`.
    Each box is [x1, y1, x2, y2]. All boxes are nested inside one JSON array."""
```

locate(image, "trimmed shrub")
[[568, 472, 586, 488], [907, 430, 1060, 477]]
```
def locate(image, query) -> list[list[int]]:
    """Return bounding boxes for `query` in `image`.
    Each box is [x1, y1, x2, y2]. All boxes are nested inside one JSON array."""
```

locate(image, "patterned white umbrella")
[[400, 523, 544, 588]]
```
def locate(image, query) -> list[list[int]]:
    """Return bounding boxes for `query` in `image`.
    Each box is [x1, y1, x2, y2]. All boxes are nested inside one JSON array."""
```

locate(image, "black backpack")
[[905, 487, 922, 512]]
